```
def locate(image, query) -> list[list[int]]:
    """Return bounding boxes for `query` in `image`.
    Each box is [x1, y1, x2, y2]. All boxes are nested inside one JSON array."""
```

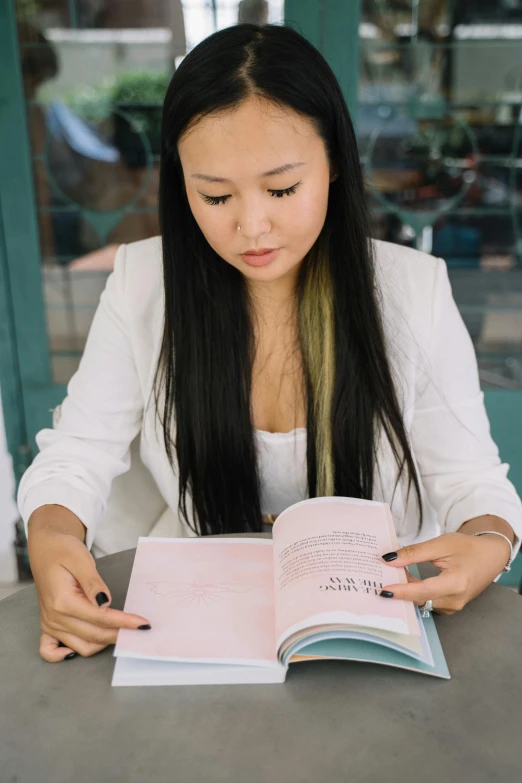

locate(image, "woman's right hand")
[[28, 526, 152, 662]]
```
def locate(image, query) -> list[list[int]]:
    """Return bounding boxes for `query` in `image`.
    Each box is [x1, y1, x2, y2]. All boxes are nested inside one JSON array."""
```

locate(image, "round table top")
[[2, 538, 522, 783]]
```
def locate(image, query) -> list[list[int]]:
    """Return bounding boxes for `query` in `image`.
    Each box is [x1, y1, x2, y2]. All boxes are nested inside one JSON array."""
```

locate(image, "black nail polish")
[[96, 592, 109, 606], [382, 552, 398, 562], [138, 624, 151, 630], [380, 590, 394, 598], [64, 652, 77, 660]]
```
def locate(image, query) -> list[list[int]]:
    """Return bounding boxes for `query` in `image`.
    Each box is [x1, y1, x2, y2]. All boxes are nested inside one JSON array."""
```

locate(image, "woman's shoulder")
[[372, 238, 439, 280], [115, 234, 164, 313], [372, 238, 440, 304], [116, 234, 440, 316], [120, 234, 163, 279], [371, 239, 442, 345]]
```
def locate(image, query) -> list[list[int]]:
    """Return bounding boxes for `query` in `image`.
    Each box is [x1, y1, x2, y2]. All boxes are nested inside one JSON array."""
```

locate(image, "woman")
[[19, 23, 521, 663]]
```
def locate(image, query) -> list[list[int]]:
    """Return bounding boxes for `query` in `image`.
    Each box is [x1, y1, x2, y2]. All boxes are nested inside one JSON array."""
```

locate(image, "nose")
[[235, 195, 272, 238]]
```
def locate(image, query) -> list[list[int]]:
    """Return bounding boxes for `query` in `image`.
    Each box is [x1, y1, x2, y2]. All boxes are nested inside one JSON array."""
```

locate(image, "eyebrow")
[[190, 161, 306, 184]]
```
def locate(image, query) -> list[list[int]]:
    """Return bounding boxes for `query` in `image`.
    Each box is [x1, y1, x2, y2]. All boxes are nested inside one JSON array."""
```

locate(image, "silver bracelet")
[[473, 530, 514, 573]]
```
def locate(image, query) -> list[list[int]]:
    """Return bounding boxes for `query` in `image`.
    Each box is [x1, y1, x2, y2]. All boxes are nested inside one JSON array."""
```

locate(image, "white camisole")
[[255, 427, 308, 516]]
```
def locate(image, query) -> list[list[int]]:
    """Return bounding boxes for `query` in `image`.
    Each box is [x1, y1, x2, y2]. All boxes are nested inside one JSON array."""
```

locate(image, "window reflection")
[[360, 1, 522, 389], [15, 1, 283, 383]]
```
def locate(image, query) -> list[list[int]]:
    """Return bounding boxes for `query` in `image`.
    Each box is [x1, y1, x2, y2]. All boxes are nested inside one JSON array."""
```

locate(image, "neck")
[[246, 270, 299, 331]]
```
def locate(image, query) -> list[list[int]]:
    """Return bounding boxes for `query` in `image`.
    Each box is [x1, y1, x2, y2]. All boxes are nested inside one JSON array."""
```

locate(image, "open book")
[[112, 497, 450, 686]]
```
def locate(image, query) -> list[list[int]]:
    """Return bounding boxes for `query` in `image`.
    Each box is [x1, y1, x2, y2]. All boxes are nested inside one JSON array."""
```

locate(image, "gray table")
[[1, 538, 522, 783]]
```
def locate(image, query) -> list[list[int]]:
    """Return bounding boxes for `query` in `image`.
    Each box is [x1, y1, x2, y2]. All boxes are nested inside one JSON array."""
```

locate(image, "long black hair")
[[155, 22, 424, 535]]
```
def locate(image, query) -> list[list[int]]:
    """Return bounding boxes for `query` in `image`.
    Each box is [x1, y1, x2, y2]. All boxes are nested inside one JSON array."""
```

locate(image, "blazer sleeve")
[[17, 244, 144, 552], [410, 256, 522, 564]]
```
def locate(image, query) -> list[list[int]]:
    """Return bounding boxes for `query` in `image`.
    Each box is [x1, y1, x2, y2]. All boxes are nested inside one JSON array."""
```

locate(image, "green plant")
[[16, 0, 41, 20], [62, 79, 114, 122], [62, 69, 171, 122], [110, 70, 171, 105]]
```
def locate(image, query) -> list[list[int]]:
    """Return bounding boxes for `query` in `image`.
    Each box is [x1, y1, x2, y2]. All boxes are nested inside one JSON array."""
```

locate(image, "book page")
[[272, 498, 420, 651], [115, 537, 280, 667]]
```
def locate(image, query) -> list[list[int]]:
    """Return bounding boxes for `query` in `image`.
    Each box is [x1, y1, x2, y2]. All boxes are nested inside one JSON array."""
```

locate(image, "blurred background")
[[1, 0, 522, 596]]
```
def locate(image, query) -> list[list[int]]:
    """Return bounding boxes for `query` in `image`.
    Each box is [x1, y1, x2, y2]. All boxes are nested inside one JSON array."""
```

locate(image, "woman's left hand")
[[379, 531, 512, 615]]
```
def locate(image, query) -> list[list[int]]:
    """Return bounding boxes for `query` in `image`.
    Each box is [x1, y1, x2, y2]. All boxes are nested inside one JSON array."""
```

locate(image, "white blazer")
[[17, 236, 522, 563]]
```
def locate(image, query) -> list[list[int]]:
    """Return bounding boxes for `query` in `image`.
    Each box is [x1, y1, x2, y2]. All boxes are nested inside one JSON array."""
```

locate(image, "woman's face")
[[178, 96, 337, 292]]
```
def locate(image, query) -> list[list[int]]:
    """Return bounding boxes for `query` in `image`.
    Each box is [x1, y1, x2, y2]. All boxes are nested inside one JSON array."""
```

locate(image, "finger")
[[57, 630, 108, 659], [54, 564, 151, 630], [380, 534, 460, 568], [39, 632, 77, 663], [42, 628, 109, 660], [43, 604, 153, 648], [380, 572, 456, 606], [64, 593, 151, 631], [44, 614, 120, 647]]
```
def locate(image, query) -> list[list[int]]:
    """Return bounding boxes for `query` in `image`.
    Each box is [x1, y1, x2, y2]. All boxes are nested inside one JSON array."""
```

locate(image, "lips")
[[241, 248, 280, 267], [243, 249, 278, 256]]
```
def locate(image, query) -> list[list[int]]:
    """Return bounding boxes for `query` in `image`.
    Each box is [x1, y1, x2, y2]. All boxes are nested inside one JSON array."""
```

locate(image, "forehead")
[[178, 97, 324, 174]]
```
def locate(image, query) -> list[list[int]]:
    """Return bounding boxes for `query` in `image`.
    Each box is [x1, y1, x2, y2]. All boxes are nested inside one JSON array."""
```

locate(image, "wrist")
[[457, 514, 515, 544], [473, 531, 513, 568]]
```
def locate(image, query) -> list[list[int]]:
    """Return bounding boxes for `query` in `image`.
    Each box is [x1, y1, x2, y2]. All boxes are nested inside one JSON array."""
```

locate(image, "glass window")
[[15, 0, 284, 383], [360, 0, 522, 390]]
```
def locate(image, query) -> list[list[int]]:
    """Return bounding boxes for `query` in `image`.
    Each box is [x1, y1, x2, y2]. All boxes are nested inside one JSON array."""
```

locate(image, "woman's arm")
[[17, 243, 145, 552], [409, 256, 522, 559], [378, 256, 521, 612], [27, 504, 87, 543]]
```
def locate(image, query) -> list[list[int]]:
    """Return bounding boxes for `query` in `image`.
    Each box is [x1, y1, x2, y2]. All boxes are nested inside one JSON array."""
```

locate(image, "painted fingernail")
[[380, 590, 394, 598], [382, 552, 398, 562], [138, 624, 151, 630], [64, 652, 77, 660], [96, 592, 109, 606]]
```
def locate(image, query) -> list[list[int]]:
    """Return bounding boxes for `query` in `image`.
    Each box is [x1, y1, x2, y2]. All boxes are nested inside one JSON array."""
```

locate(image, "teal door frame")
[[0, 0, 67, 482], [0, 190, 30, 483], [284, 0, 362, 119]]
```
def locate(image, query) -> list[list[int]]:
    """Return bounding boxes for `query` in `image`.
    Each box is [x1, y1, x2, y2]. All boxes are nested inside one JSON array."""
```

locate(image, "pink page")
[[272, 498, 419, 647], [115, 538, 279, 666]]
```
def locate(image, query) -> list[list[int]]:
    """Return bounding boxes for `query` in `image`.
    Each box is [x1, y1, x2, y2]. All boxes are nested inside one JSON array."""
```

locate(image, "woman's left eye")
[[201, 182, 301, 206], [269, 183, 300, 199]]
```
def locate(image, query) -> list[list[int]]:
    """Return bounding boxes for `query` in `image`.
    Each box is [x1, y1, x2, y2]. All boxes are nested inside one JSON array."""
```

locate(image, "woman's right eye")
[[202, 194, 229, 206]]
